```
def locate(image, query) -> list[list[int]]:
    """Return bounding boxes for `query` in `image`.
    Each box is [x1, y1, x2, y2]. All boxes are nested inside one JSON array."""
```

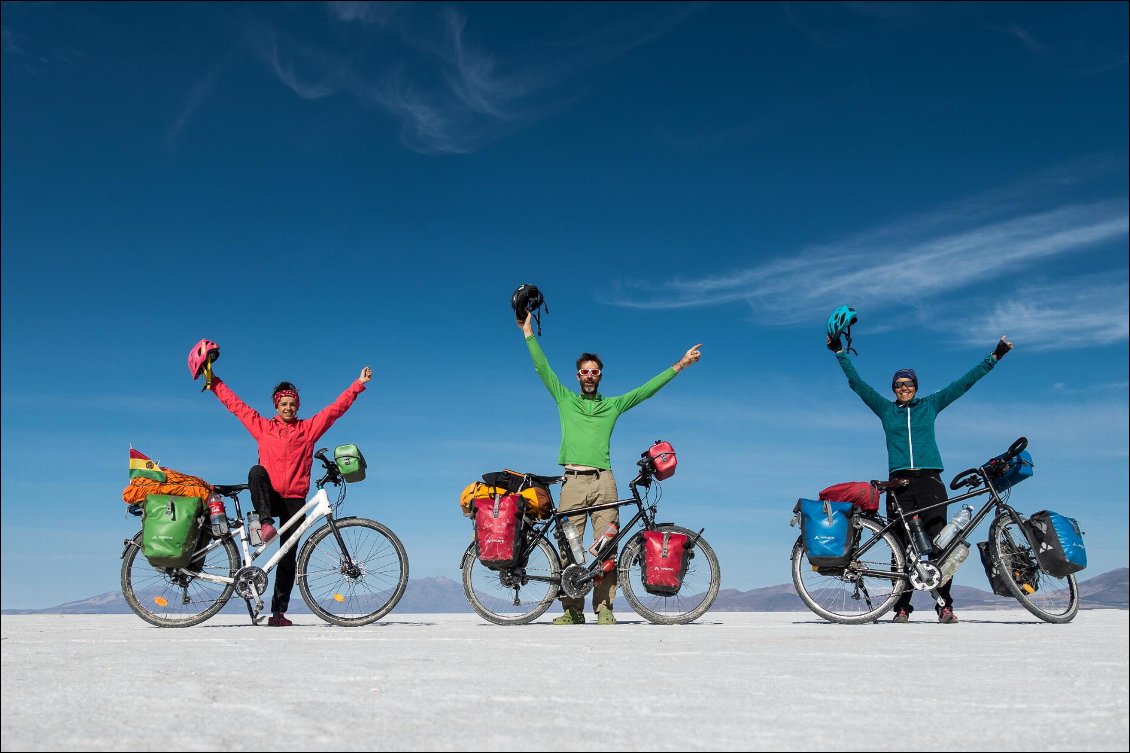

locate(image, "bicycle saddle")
[[871, 478, 910, 492], [212, 483, 249, 495], [528, 473, 564, 486]]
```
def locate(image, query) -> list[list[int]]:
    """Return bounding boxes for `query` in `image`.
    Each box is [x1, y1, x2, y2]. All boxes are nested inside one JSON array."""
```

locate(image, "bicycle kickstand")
[[244, 597, 266, 626]]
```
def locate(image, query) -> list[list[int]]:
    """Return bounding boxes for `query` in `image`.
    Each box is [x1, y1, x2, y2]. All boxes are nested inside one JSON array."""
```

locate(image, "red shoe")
[[937, 606, 959, 624], [267, 612, 293, 627], [892, 608, 910, 624], [259, 523, 278, 543]]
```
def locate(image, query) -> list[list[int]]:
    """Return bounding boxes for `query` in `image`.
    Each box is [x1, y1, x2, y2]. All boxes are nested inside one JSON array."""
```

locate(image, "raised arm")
[[834, 351, 888, 417], [523, 320, 571, 403], [306, 371, 369, 440], [210, 377, 269, 437], [933, 337, 1010, 412]]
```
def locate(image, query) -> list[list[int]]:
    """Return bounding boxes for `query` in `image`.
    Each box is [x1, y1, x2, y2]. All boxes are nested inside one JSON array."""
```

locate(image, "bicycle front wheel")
[[989, 513, 1079, 623], [297, 517, 409, 627], [619, 525, 721, 625], [461, 536, 561, 625], [791, 516, 906, 624], [121, 532, 238, 627]]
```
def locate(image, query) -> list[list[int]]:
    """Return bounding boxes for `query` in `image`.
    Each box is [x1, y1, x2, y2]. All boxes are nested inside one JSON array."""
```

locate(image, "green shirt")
[[836, 351, 997, 474], [526, 335, 677, 469]]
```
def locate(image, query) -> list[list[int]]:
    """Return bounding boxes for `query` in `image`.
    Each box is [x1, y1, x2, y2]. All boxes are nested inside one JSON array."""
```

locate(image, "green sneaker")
[[597, 606, 617, 625], [552, 608, 585, 625]]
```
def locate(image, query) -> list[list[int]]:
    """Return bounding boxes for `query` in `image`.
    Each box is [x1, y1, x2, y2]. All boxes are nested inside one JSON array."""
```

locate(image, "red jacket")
[[211, 378, 366, 498]]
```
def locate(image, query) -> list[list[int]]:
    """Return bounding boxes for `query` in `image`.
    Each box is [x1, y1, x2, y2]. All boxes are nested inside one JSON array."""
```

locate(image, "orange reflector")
[[333, 593, 345, 602], [1022, 584, 1035, 594], [154, 596, 169, 607]]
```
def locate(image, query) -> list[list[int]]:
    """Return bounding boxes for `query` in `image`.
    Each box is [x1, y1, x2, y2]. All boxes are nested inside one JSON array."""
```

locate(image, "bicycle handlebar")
[[948, 436, 1028, 491]]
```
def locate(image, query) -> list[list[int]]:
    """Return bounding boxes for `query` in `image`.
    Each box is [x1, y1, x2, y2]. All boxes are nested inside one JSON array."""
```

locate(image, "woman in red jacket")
[[209, 366, 372, 626]]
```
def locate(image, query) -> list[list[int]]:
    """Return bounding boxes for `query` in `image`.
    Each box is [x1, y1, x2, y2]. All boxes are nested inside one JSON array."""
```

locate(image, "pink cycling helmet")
[[188, 339, 220, 380]]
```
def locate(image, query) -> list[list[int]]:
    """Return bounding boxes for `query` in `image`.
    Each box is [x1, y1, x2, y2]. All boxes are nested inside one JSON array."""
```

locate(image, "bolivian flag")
[[129, 448, 167, 482]]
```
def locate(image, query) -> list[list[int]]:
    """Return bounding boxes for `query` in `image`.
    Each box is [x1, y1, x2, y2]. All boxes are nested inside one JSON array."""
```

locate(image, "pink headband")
[[273, 389, 299, 409]]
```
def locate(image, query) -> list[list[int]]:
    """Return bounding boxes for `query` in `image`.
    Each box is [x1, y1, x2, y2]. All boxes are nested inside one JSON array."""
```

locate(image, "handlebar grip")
[[314, 447, 330, 462], [1005, 436, 1028, 460]]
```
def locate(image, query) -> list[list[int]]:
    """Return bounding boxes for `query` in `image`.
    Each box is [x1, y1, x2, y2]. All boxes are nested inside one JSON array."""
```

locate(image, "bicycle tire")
[[461, 536, 561, 625], [121, 531, 238, 628], [297, 517, 409, 627], [988, 512, 1079, 623], [791, 516, 906, 624], [618, 525, 721, 625]]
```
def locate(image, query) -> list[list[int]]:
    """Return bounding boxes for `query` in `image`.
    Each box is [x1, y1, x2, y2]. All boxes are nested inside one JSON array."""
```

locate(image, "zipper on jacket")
[[906, 405, 915, 469]]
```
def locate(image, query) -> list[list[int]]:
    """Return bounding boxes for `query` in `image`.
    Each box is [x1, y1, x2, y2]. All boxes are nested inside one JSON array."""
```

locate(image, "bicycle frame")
[[852, 469, 1025, 586], [517, 473, 668, 590]]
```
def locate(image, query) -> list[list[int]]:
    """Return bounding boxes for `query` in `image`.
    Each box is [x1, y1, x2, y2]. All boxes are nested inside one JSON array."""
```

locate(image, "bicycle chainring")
[[908, 562, 942, 591], [234, 566, 268, 599], [560, 563, 594, 599]]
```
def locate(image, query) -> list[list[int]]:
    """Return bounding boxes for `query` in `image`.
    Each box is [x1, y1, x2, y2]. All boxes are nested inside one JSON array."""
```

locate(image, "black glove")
[[992, 338, 1012, 360], [827, 335, 842, 353]]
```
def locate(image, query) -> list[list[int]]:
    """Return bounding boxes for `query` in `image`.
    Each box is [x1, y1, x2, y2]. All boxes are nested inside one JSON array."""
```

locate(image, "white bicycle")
[[121, 448, 409, 627]]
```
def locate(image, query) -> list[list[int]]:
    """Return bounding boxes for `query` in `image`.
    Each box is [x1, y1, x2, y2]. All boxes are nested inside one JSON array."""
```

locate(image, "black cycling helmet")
[[826, 305, 858, 355], [512, 284, 548, 336]]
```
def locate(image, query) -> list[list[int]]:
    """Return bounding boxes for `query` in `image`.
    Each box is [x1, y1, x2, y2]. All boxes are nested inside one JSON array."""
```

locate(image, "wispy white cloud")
[[1002, 23, 1047, 56], [947, 276, 1129, 351], [611, 197, 1127, 320], [249, 4, 696, 154], [165, 55, 233, 150], [326, 1, 401, 26]]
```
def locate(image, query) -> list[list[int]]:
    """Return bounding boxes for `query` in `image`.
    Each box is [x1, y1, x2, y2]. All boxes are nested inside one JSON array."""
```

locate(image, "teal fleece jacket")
[[526, 335, 677, 469], [836, 352, 997, 474]]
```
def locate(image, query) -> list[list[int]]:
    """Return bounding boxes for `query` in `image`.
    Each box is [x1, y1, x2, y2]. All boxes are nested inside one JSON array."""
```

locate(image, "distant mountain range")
[[4, 568, 1126, 616]]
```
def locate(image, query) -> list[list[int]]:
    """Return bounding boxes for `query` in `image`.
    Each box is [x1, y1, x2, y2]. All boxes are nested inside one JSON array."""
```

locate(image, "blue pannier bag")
[[993, 450, 1034, 492], [1027, 510, 1086, 578], [796, 499, 856, 568]]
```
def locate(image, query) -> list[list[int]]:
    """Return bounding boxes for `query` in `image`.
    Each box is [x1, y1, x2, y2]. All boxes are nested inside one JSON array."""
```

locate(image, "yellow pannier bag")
[[518, 485, 552, 520], [460, 482, 508, 517]]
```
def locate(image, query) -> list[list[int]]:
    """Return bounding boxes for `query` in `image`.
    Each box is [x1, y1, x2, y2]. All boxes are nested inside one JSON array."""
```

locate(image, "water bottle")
[[248, 512, 264, 547], [934, 504, 975, 549], [939, 542, 971, 585], [588, 523, 618, 556], [206, 492, 228, 537], [561, 519, 586, 564], [909, 515, 932, 555]]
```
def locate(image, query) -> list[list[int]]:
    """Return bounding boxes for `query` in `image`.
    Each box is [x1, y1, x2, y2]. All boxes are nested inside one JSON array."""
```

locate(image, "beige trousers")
[[558, 469, 619, 612]]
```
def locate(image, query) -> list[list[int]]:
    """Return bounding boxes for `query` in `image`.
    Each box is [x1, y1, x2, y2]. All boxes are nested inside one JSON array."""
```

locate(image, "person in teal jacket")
[[519, 312, 702, 625], [829, 332, 1013, 624]]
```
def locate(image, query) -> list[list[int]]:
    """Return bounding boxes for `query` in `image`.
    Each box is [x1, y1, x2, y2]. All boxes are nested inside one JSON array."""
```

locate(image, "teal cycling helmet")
[[826, 305, 858, 355]]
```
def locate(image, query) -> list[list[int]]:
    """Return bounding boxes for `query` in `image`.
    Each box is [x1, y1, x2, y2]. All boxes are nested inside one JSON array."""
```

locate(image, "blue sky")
[[2, 2, 1126, 609]]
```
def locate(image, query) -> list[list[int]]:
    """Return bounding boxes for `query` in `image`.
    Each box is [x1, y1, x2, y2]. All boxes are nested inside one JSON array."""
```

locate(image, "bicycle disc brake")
[[560, 564, 593, 599], [908, 562, 942, 591], [234, 566, 268, 599]]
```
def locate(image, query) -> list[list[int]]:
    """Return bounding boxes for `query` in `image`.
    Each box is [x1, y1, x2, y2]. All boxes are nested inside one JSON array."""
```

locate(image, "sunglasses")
[[577, 369, 602, 376], [893, 381, 916, 390]]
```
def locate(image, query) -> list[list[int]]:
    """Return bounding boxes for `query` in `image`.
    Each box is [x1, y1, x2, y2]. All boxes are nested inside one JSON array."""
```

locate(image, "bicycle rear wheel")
[[121, 532, 238, 627], [461, 536, 561, 625], [297, 517, 409, 627], [989, 513, 1079, 623], [791, 516, 905, 624], [619, 525, 721, 625]]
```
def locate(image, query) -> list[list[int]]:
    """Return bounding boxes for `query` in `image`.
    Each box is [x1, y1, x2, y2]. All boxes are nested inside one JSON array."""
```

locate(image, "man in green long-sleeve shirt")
[[519, 312, 702, 624]]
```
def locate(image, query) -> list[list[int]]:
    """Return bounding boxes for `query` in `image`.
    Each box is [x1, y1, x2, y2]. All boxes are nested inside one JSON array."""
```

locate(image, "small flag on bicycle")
[[129, 447, 167, 482]]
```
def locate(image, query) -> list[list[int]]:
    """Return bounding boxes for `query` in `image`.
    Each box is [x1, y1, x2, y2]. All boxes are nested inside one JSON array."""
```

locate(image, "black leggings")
[[887, 470, 953, 613], [248, 465, 305, 614]]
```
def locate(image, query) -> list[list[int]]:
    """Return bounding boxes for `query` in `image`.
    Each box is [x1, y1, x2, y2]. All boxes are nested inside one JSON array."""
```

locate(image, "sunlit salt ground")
[[2, 610, 1126, 751]]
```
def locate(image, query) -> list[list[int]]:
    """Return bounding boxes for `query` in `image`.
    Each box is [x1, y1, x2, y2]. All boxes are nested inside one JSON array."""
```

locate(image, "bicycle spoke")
[[298, 518, 409, 626]]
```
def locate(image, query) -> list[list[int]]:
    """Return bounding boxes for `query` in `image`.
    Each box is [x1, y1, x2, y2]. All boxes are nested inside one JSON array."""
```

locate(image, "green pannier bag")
[[142, 494, 204, 568], [334, 444, 367, 483]]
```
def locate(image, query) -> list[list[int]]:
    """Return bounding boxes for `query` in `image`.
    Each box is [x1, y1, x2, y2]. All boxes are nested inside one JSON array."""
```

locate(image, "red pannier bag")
[[647, 441, 678, 481], [474, 495, 524, 568], [818, 481, 879, 513], [640, 530, 690, 595]]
